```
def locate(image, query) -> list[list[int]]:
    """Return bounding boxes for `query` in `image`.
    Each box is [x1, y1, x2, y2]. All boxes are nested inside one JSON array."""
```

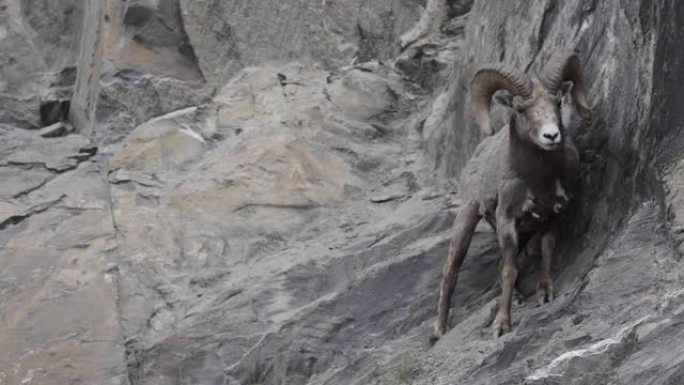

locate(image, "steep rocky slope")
[[1, 1, 683, 385]]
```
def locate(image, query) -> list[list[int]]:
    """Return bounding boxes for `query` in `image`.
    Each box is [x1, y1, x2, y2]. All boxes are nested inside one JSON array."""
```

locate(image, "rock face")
[[179, 0, 425, 85], [1, 1, 684, 385], [0, 0, 82, 128]]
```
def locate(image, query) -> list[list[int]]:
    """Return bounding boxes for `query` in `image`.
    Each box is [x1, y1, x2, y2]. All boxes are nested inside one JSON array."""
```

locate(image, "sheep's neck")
[[508, 116, 564, 192]]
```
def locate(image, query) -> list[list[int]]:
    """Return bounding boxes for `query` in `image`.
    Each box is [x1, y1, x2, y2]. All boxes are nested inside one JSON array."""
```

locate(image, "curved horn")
[[470, 65, 532, 135], [539, 50, 592, 121]]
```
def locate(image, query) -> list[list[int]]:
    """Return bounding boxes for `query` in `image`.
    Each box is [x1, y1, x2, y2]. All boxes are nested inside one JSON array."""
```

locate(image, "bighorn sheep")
[[434, 50, 592, 337]]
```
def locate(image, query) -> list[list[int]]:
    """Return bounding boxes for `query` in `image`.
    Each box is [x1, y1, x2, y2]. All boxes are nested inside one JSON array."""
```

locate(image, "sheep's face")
[[504, 82, 566, 151]]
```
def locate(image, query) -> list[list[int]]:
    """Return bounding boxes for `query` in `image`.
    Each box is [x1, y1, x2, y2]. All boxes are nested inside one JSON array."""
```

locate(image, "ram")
[[434, 50, 592, 337]]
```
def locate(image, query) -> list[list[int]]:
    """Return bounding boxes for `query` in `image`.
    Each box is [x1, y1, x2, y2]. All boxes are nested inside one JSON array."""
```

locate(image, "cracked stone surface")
[[7, 135, 96, 172], [1, 1, 684, 385]]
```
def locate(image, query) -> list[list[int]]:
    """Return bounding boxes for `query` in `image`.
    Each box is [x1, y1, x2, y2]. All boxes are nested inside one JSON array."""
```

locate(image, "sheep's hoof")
[[514, 290, 526, 305], [428, 333, 440, 346], [433, 321, 447, 337], [492, 313, 511, 337], [537, 280, 555, 305]]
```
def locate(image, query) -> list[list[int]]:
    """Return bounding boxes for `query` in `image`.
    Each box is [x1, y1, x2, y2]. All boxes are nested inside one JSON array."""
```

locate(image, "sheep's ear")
[[494, 91, 513, 108], [511, 95, 528, 112]]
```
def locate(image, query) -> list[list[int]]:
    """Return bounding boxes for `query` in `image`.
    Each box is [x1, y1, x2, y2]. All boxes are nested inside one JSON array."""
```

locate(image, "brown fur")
[[434, 80, 583, 338]]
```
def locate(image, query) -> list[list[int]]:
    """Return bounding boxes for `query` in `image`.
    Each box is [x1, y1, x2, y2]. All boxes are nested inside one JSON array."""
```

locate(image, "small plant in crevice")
[[394, 353, 421, 384], [241, 360, 269, 385]]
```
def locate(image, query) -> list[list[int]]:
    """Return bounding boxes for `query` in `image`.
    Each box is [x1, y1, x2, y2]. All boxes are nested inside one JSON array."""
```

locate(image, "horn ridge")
[[469, 64, 532, 135], [540, 50, 592, 121]]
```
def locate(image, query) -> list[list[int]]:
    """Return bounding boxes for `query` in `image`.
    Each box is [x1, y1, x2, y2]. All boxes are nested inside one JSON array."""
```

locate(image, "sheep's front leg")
[[493, 217, 518, 337], [537, 230, 556, 304], [434, 201, 481, 337]]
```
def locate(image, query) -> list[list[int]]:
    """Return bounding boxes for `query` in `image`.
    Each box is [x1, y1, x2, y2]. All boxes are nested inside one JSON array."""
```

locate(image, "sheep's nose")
[[543, 132, 559, 141], [538, 124, 561, 147]]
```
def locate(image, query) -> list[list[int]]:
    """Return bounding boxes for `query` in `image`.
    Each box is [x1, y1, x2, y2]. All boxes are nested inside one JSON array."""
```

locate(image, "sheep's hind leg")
[[537, 230, 556, 304], [434, 201, 481, 337]]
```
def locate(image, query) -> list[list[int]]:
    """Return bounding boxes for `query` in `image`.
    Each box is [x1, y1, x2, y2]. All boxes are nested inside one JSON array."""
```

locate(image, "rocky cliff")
[[1, 1, 684, 384]]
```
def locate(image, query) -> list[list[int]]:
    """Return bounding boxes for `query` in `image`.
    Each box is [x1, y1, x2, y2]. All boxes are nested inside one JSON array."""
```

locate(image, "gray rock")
[[7, 134, 96, 171], [0, 0, 82, 128], [0, 167, 53, 199], [0, 152, 124, 385], [2, 1, 684, 385], [179, 0, 424, 85], [38, 122, 70, 138]]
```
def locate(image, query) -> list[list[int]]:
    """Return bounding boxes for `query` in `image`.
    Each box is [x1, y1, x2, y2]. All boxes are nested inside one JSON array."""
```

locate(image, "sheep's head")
[[470, 50, 592, 151]]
